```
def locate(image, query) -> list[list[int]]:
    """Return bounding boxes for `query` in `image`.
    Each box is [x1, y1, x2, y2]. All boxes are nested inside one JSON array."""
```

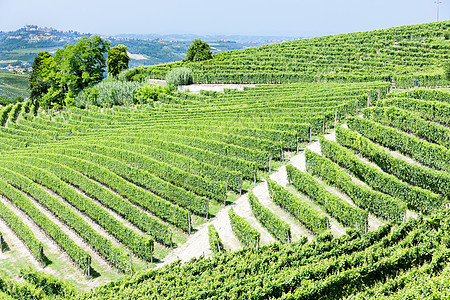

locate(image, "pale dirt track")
[[157, 129, 386, 267]]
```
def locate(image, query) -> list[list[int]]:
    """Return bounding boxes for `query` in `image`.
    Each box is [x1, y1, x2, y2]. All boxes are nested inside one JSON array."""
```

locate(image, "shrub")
[[165, 67, 193, 87], [134, 84, 176, 104], [74, 81, 141, 108]]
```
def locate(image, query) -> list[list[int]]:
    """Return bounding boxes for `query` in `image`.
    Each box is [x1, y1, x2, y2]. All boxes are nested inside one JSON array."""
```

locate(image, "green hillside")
[[0, 70, 29, 99], [128, 21, 450, 86], [0, 21, 449, 299]]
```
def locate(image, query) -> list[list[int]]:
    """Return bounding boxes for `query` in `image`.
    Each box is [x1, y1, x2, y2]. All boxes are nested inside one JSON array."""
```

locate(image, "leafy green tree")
[[107, 45, 130, 77], [184, 39, 212, 62], [28, 36, 110, 109], [57, 36, 110, 98], [28, 52, 53, 101]]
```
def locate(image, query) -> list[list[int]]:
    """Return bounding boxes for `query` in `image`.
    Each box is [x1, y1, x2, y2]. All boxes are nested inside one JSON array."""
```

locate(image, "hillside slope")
[[128, 21, 450, 86]]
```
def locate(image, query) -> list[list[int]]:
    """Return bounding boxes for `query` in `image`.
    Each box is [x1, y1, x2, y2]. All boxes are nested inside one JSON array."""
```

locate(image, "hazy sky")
[[0, 0, 448, 37]]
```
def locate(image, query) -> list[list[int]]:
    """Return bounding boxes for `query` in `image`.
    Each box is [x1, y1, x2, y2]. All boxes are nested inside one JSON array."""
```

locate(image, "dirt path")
[[178, 84, 256, 93], [157, 129, 376, 267], [18, 186, 119, 289]]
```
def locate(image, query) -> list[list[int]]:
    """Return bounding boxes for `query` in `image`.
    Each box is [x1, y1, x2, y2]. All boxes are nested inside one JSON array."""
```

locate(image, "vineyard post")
[[188, 211, 191, 235], [151, 246, 153, 264], [254, 165, 257, 184], [309, 127, 312, 143], [87, 256, 91, 280], [281, 146, 284, 161], [322, 118, 325, 134], [239, 175, 243, 196], [378, 90, 380, 101], [224, 182, 227, 206], [216, 236, 221, 253], [367, 94, 370, 108], [129, 253, 133, 275], [326, 218, 330, 231], [0, 234, 2, 253], [286, 231, 290, 244], [296, 132, 299, 154], [39, 244, 44, 268], [356, 222, 359, 231], [334, 111, 337, 126], [364, 214, 368, 234]]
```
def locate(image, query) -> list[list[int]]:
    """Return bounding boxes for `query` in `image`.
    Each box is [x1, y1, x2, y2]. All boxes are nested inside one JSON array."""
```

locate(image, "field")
[[0, 70, 29, 99], [128, 21, 449, 87], [0, 21, 449, 299]]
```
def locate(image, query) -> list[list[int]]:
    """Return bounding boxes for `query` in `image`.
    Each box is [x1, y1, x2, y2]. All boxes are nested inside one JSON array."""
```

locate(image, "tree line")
[[29, 36, 129, 109]]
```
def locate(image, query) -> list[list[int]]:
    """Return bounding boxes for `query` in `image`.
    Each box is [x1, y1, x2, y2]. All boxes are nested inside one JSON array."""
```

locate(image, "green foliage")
[[208, 225, 224, 254], [228, 207, 260, 248], [388, 87, 450, 103], [0, 193, 43, 263], [107, 44, 129, 77], [136, 21, 450, 84], [165, 67, 193, 87], [320, 137, 443, 214], [347, 116, 450, 174], [29, 52, 52, 101], [79, 213, 450, 300], [0, 70, 29, 99], [286, 165, 367, 231], [184, 39, 213, 62], [0, 172, 91, 274], [19, 267, 74, 298], [28, 36, 110, 109], [74, 80, 141, 108], [305, 148, 406, 222], [134, 84, 175, 104], [9, 154, 169, 247], [336, 125, 450, 201], [248, 191, 291, 243], [445, 60, 450, 81], [266, 178, 327, 235], [380, 97, 450, 126], [364, 105, 450, 150]]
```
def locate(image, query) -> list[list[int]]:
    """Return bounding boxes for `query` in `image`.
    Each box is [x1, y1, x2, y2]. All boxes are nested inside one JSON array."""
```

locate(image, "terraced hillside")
[[0, 81, 389, 288], [0, 21, 449, 299], [78, 86, 450, 299], [127, 21, 449, 86], [0, 70, 29, 99]]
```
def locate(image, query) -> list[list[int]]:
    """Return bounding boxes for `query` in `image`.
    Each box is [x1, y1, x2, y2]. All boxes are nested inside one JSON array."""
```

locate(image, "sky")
[[0, 0, 448, 37]]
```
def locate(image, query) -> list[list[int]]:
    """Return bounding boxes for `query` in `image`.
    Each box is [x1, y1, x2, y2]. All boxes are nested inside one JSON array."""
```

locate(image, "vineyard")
[[0, 21, 449, 299], [127, 21, 450, 87]]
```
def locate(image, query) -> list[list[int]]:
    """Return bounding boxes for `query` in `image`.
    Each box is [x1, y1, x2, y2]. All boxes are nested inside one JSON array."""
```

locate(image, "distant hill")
[[0, 25, 298, 71], [128, 21, 450, 87]]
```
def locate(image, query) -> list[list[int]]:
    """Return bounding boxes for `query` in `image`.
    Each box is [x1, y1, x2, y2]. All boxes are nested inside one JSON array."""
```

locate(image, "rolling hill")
[[0, 21, 449, 299], [127, 21, 450, 87]]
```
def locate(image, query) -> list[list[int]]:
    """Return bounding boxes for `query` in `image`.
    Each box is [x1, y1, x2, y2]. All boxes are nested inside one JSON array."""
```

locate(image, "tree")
[[57, 35, 110, 97], [184, 39, 212, 62], [107, 45, 130, 77], [28, 36, 110, 109], [28, 52, 53, 101]]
